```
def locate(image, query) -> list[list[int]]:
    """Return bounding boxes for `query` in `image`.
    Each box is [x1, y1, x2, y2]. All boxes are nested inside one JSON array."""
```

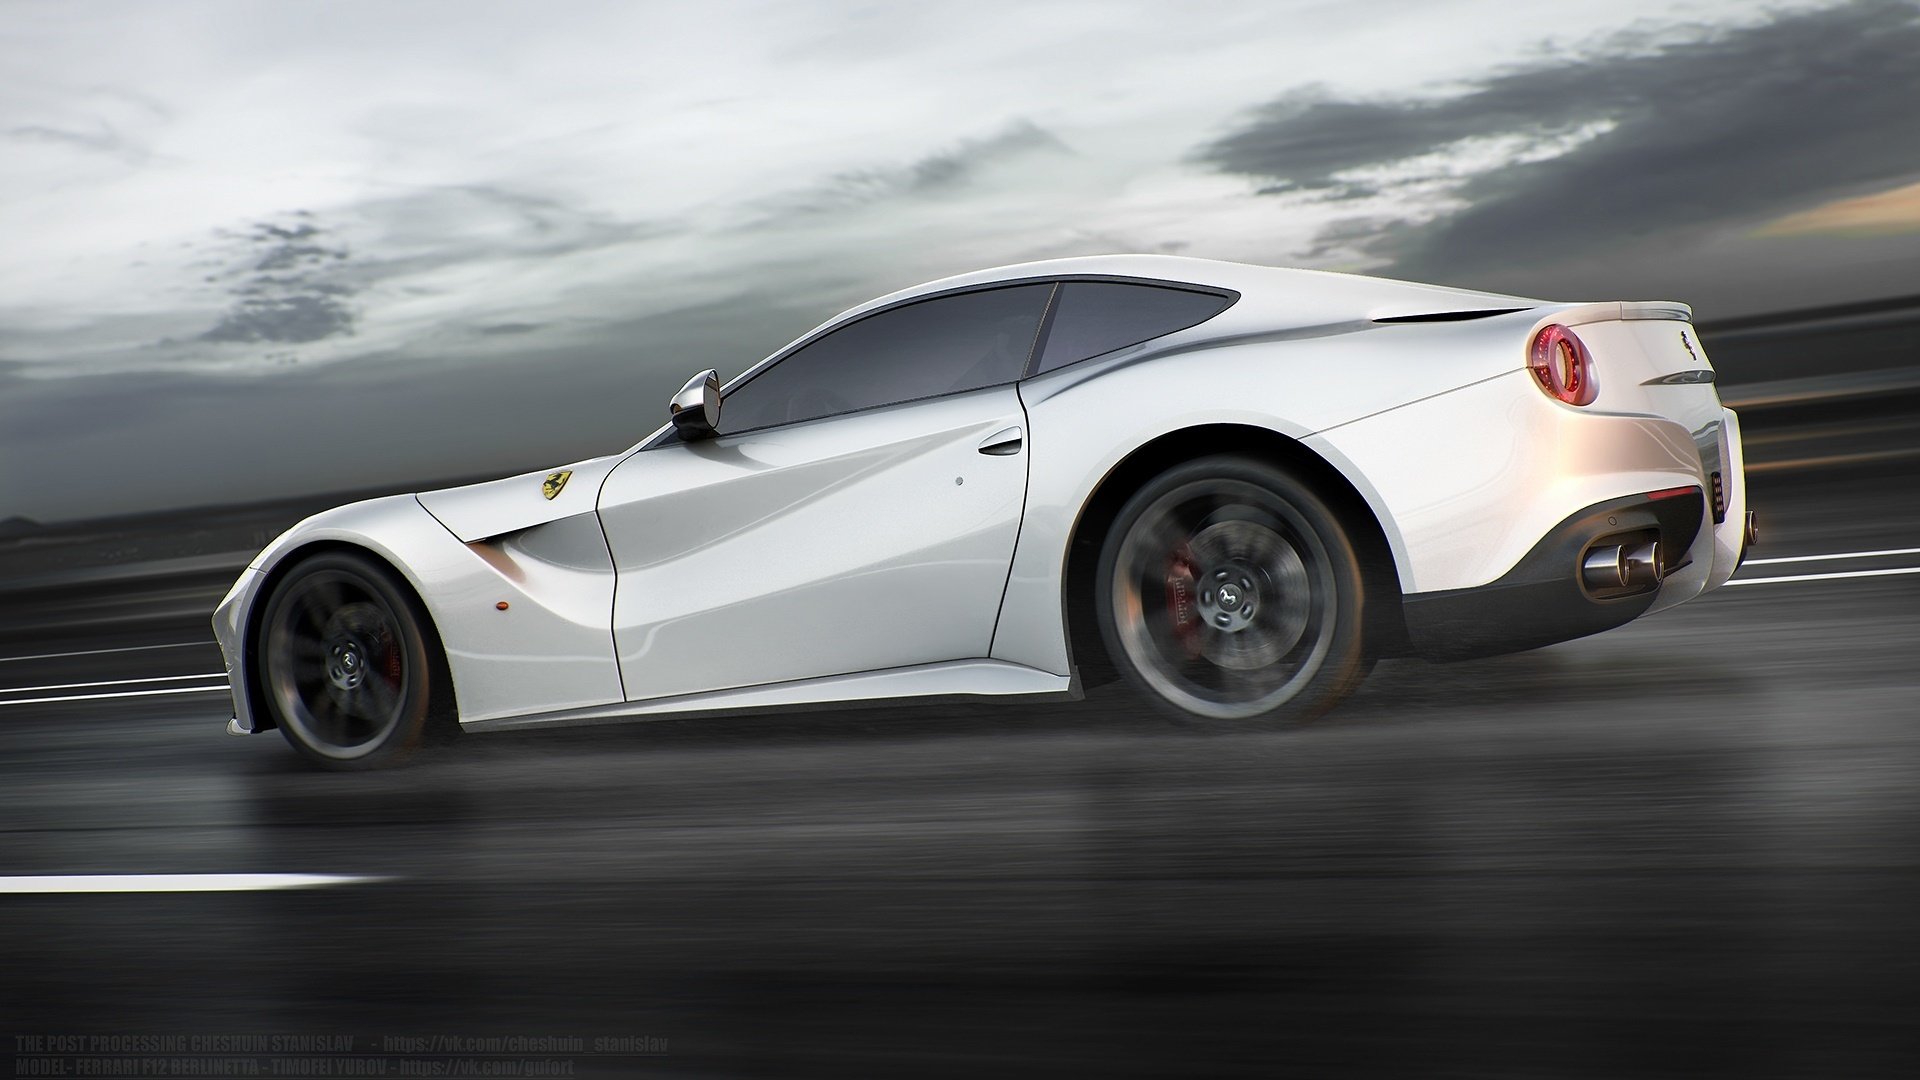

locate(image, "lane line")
[[1, 672, 229, 695], [0, 874, 385, 894], [1725, 566, 1920, 587], [0, 641, 208, 664], [1743, 546, 1920, 566], [0, 684, 230, 707]]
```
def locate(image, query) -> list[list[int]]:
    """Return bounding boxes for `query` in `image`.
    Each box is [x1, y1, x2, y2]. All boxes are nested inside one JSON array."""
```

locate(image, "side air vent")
[[1372, 308, 1532, 324]]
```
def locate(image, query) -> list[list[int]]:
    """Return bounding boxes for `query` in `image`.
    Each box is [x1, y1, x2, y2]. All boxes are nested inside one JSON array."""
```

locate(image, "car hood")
[[415, 452, 624, 543]]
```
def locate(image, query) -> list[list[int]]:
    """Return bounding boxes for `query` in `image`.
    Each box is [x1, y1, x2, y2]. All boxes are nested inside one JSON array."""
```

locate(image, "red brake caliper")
[[382, 628, 403, 686], [1164, 545, 1203, 657]]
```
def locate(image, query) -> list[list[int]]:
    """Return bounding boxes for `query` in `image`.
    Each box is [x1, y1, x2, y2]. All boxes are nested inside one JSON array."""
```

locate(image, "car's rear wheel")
[[257, 551, 440, 768], [1095, 455, 1369, 725]]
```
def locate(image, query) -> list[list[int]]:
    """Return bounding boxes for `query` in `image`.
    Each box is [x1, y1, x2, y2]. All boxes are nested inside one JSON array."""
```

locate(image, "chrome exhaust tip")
[[1583, 545, 1628, 589], [1582, 541, 1663, 591], [1744, 510, 1758, 549], [1622, 541, 1661, 587]]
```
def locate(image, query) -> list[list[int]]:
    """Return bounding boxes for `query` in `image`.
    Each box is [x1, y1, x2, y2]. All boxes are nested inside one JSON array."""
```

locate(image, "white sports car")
[[214, 255, 1754, 767]]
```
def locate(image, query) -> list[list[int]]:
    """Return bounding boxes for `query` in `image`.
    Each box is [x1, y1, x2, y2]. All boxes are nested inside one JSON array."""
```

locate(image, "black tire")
[[256, 551, 442, 769], [1094, 455, 1369, 726]]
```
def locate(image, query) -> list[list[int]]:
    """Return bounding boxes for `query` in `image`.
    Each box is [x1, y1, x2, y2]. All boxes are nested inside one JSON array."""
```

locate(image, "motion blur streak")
[[1724, 566, 1920, 587], [0, 874, 384, 893], [1, 672, 231, 695], [1743, 546, 1920, 564], [0, 684, 230, 708], [0, 642, 206, 664]]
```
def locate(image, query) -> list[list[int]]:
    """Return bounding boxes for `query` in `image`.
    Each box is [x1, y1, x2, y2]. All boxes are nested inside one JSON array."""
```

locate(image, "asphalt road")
[[4, 459, 1919, 1077]]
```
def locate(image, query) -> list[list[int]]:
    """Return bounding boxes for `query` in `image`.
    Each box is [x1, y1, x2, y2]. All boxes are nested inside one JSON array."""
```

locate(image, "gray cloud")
[[169, 187, 662, 355], [897, 119, 1069, 193], [337, 184, 661, 291], [6, 121, 148, 163], [1199, 0, 1920, 281], [775, 120, 1072, 214], [0, 292, 824, 524], [198, 214, 357, 344]]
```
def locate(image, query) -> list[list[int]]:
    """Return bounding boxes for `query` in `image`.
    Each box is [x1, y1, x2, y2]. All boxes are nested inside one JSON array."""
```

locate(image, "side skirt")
[[461, 659, 1079, 733]]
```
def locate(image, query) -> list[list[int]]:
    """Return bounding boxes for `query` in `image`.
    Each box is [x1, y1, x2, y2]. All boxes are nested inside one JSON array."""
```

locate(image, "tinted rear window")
[[1034, 282, 1232, 374]]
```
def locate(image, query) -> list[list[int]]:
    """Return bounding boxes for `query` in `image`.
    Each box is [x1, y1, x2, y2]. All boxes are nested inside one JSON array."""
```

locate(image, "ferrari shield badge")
[[541, 470, 572, 500]]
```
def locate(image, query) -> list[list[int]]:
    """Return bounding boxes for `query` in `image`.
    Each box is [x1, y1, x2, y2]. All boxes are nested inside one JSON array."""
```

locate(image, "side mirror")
[[669, 369, 721, 440]]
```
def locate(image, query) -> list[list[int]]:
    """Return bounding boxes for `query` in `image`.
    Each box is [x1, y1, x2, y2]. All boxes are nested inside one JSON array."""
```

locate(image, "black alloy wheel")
[[1096, 455, 1370, 725], [257, 551, 441, 768]]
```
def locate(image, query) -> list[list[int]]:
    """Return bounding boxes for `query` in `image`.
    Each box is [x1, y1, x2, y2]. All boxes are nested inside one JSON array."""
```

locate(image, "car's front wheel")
[[256, 550, 443, 768], [1095, 455, 1369, 726]]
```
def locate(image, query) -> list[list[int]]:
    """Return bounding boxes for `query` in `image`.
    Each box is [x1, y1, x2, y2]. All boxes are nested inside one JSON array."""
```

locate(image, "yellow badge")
[[541, 470, 572, 500]]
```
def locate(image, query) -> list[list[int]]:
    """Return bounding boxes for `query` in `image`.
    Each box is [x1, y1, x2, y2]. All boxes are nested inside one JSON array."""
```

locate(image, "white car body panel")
[[213, 253, 1752, 738], [1304, 371, 1704, 595], [416, 453, 623, 543], [599, 385, 1029, 701]]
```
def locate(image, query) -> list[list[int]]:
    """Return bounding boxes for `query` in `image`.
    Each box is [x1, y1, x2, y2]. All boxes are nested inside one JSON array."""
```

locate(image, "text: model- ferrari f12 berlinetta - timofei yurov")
[[213, 255, 1755, 767]]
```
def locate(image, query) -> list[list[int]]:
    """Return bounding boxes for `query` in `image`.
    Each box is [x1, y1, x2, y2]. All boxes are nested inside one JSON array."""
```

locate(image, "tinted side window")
[[1034, 282, 1232, 375], [723, 284, 1051, 432]]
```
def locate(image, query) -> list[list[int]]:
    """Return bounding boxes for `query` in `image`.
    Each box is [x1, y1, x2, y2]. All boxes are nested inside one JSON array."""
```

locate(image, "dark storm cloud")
[[179, 188, 659, 351], [198, 214, 357, 344], [777, 120, 1071, 213], [1198, 0, 1920, 277]]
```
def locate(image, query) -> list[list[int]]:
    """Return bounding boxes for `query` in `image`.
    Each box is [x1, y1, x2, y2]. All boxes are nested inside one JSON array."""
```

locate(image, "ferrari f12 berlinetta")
[[214, 255, 1753, 766]]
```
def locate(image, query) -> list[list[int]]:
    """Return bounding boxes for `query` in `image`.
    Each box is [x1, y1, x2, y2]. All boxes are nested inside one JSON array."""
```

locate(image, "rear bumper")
[[1403, 488, 1706, 660], [1309, 364, 1748, 657]]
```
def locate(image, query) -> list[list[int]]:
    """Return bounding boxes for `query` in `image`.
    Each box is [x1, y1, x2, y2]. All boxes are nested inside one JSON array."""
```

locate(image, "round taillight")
[[1528, 324, 1597, 406]]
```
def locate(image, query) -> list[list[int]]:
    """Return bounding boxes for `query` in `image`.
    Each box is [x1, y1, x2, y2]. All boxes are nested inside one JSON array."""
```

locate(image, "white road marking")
[[0, 874, 384, 893], [1, 672, 229, 695], [0, 641, 207, 664], [1725, 566, 1920, 587], [1743, 546, 1920, 566], [0, 684, 230, 707]]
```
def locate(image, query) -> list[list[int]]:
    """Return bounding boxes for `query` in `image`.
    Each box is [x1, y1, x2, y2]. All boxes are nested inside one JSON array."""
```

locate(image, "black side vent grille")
[[1693, 421, 1727, 524]]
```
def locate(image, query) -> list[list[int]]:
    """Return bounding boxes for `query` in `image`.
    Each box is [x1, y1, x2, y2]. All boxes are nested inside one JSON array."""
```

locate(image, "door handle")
[[978, 426, 1023, 456]]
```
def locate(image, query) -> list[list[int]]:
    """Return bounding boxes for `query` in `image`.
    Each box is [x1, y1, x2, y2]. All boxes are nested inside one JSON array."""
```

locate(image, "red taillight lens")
[[1528, 323, 1597, 406]]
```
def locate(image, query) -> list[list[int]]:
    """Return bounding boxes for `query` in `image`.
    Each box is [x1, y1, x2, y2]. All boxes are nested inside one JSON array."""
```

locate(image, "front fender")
[[416, 453, 624, 543], [222, 494, 624, 729]]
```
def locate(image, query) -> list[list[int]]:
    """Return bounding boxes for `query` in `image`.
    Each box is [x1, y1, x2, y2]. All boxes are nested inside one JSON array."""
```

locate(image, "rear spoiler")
[[1554, 301, 1694, 326]]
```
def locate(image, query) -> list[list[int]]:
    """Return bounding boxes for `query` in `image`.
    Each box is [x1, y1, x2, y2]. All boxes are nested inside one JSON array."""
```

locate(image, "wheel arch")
[[1060, 423, 1411, 685], [243, 539, 459, 735]]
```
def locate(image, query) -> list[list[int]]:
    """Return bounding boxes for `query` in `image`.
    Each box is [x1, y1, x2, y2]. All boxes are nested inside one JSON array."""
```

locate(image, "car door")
[[597, 282, 1051, 702]]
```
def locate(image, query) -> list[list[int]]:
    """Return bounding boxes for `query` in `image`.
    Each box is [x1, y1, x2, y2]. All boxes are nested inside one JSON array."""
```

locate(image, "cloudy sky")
[[5, 0, 1919, 524]]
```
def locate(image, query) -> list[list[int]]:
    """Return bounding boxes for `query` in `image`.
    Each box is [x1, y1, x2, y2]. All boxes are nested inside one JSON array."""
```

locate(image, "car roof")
[[824, 254, 1538, 332]]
